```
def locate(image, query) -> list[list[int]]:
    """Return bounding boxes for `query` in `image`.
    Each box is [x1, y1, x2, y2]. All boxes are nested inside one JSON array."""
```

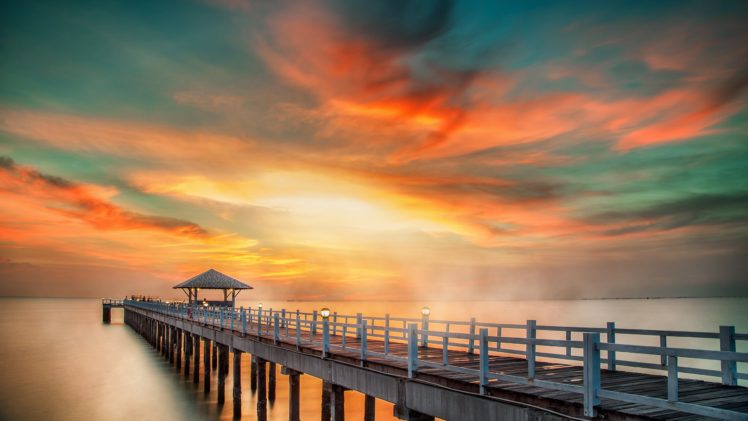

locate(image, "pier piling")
[[175, 329, 182, 370], [217, 344, 228, 404], [250, 355, 257, 393], [268, 361, 276, 403], [256, 357, 267, 421], [331, 384, 345, 421], [364, 395, 375, 421], [193, 335, 200, 384], [203, 339, 211, 393], [321, 381, 332, 421], [233, 350, 242, 418], [184, 332, 191, 378], [286, 368, 301, 421]]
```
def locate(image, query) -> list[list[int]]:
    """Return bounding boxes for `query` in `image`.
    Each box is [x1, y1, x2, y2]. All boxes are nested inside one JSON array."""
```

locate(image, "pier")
[[101, 298, 123, 323], [116, 299, 748, 420]]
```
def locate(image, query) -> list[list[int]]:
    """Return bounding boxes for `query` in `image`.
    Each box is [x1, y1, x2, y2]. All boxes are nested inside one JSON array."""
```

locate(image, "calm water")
[[0, 297, 746, 420]]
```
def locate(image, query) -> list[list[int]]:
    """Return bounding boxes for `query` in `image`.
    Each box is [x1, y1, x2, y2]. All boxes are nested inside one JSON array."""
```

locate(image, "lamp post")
[[421, 306, 431, 348], [321, 307, 331, 357]]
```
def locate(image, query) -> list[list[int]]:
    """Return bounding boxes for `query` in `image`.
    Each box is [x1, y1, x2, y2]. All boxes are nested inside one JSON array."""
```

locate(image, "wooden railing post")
[[479, 328, 489, 395], [420, 312, 429, 348], [384, 314, 390, 355], [443, 336, 449, 365], [527, 320, 536, 379], [220, 308, 224, 329], [295, 310, 301, 348], [281, 309, 286, 328], [361, 320, 368, 362], [468, 317, 476, 354], [274, 313, 280, 343], [720, 325, 737, 385], [257, 306, 263, 335], [659, 335, 667, 366], [565, 330, 572, 357], [241, 307, 246, 335], [356, 313, 363, 338], [668, 355, 678, 402], [607, 322, 616, 371], [332, 312, 338, 335], [322, 317, 330, 358], [408, 323, 418, 378], [583, 332, 601, 418], [312, 310, 318, 336]]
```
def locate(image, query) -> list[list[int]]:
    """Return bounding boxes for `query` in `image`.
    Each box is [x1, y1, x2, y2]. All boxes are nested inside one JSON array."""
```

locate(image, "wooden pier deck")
[[117, 301, 748, 420]]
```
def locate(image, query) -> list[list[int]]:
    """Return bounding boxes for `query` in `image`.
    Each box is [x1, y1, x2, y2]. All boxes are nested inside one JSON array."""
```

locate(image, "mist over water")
[[0, 297, 746, 420]]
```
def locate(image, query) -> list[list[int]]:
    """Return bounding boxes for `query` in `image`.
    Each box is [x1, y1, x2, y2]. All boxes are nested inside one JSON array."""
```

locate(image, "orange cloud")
[[0, 156, 207, 237]]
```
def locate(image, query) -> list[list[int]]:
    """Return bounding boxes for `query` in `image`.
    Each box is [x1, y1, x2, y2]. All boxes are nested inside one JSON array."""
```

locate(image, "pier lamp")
[[258, 302, 263, 309], [202, 299, 208, 308], [321, 308, 331, 357], [420, 306, 431, 348]]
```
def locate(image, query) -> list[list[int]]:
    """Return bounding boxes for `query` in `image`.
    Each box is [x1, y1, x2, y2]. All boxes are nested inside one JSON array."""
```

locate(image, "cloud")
[[595, 192, 748, 236], [0, 156, 208, 237], [0, 107, 255, 170]]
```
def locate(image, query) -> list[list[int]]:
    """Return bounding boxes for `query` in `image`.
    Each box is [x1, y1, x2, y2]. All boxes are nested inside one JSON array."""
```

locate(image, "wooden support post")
[[364, 395, 375, 421], [331, 384, 345, 421], [583, 332, 601, 418], [193, 335, 200, 384], [268, 362, 276, 403], [176, 329, 182, 370], [233, 350, 242, 418], [408, 323, 418, 378], [479, 328, 489, 395], [668, 355, 678, 402], [321, 381, 332, 421], [606, 322, 616, 371], [256, 357, 267, 421], [184, 332, 191, 378], [720, 325, 737, 385], [203, 339, 211, 393], [212, 341, 218, 370], [289, 370, 300, 421], [103, 305, 111, 323], [217, 345, 227, 404], [251, 355, 258, 393], [169, 327, 175, 364]]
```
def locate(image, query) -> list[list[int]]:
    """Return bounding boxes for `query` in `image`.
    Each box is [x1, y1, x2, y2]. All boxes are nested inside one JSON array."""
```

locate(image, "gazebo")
[[173, 268, 253, 308]]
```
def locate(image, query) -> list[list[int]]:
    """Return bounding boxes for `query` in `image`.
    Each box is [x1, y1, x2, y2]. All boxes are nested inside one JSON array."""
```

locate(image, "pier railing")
[[124, 300, 748, 420]]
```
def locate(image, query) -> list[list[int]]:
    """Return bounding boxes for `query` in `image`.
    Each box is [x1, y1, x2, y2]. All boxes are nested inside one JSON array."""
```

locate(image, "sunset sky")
[[1, 0, 747, 300]]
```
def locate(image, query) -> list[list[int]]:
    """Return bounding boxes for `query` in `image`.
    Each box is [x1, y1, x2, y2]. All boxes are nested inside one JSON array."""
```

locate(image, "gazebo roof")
[[173, 269, 253, 290]]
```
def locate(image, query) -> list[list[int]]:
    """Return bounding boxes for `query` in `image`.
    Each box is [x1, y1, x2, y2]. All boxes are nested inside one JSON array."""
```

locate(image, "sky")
[[1, 0, 747, 300]]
